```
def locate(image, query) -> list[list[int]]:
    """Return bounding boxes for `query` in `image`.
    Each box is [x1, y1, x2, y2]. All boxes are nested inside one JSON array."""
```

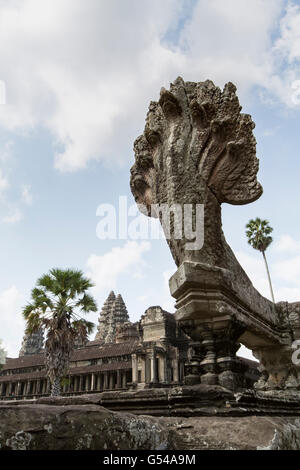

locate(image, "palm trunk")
[[262, 250, 275, 304], [51, 376, 61, 396]]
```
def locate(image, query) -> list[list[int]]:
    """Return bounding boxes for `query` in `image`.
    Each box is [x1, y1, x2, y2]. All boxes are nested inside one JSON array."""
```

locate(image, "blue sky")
[[0, 0, 300, 358]]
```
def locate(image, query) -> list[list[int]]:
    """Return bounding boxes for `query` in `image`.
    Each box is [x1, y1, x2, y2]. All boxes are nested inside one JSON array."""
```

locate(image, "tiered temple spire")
[[19, 328, 44, 357], [94, 291, 129, 343]]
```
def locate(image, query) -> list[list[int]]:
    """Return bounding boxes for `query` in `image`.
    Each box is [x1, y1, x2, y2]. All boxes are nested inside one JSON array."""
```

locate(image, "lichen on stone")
[[6, 431, 32, 450]]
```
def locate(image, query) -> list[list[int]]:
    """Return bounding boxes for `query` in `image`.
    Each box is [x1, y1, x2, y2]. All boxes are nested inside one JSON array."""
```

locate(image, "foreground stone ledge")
[[0, 403, 168, 450], [1, 399, 300, 450], [2, 385, 300, 416]]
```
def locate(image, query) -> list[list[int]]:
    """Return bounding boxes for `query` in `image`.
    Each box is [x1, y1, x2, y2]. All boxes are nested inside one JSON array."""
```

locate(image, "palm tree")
[[22, 268, 97, 396], [246, 218, 275, 303]]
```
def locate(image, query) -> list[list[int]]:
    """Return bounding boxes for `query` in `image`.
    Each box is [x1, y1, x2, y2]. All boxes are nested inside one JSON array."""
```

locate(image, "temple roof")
[[1, 338, 138, 373], [0, 361, 132, 383]]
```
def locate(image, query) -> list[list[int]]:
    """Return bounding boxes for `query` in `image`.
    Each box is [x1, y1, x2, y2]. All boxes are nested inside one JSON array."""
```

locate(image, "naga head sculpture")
[[130, 77, 263, 267]]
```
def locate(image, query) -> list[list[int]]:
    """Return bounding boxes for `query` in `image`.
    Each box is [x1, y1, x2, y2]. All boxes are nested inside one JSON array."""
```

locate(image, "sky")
[[0, 0, 300, 360]]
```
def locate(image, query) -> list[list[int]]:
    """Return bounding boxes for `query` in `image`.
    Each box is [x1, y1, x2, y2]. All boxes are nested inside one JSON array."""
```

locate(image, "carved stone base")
[[253, 345, 300, 391], [169, 261, 292, 392]]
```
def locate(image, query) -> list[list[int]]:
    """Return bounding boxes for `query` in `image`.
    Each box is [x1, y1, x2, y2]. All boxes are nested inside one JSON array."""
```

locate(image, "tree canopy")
[[22, 268, 97, 395]]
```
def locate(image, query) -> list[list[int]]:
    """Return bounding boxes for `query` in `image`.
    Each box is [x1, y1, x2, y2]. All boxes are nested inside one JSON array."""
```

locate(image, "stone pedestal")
[[169, 261, 255, 391], [253, 345, 300, 392], [169, 261, 299, 393]]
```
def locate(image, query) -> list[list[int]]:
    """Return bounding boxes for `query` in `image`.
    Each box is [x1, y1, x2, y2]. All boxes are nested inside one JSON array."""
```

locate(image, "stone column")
[[109, 373, 114, 389], [96, 374, 101, 391], [141, 357, 146, 383], [179, 362, 184, 382], [150, 350, 158, 383], [132, 354, 138, 384], [91, 373, 95, 391], [117, 370, 121, 388], [79, 375, 83, 392], [159, 356, 167, 383], [0, 383, 3, 396], [122, 371, 127, 388], [85, 375, 89, 391], [104, 372, 108, 389], [172, 358, 179, 383]]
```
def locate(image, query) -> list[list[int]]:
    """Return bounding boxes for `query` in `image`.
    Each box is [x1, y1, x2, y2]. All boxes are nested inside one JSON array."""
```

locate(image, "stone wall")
[[1, 395, 300, 450]]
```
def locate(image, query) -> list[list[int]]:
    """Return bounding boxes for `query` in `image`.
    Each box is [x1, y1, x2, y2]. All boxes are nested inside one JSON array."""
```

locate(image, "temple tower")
[[19, 328, 44, 357], [114, 294, 129, 324], [95, 291, 129, 343]]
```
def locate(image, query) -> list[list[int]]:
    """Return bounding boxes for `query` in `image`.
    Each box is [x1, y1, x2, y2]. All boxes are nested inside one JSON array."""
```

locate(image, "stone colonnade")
[[132, 349, 180, 385], [0, 369, 131, 399]]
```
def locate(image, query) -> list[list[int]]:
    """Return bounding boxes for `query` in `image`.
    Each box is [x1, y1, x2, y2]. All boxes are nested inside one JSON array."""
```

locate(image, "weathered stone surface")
[[130, 77, 263, 271], [130, 77, 300, 393], [166, 416, 300, 450], [0, 402, 168, 450], [1, 398, 300, 450], [3, 383, 300, 417]]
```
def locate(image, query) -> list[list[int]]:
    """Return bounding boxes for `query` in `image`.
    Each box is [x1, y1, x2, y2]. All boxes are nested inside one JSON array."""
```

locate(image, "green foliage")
[[246, 217, 273, 253], [60, 376, 71, 387], [23, 268, 97, 336], [22, 268, 97, 393]]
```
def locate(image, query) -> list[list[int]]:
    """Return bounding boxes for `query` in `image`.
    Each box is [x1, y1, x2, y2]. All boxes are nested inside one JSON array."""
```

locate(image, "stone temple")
[[1, 77, 300, 450], [0, 291, 258, 401]]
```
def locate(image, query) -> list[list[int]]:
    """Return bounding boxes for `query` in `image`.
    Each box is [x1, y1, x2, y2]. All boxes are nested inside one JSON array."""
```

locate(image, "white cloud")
[[275, 286, 300, 302], [0, 286, 25, 357], [271, 235, 300, 293], [236, 233, 300, 303], [0, 141, 13, 198], [0, 1, 298, 172], [2, 208, 23, 224], [86, 241, 151, 295], [0, 168, 9, 195], [0, 0, 184, 171], [268, 1, 300, 106], [274, 234, 300, 253], [274, 2, 300, 63], [21, 184, 33, 206], [273, 255, 300, 286], [180, 0, 283, 93]]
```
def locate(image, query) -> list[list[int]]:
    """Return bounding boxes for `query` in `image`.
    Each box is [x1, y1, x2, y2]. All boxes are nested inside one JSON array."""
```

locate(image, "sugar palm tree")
[[246, 218, 275, 303], [23, 268, 97, 396]]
